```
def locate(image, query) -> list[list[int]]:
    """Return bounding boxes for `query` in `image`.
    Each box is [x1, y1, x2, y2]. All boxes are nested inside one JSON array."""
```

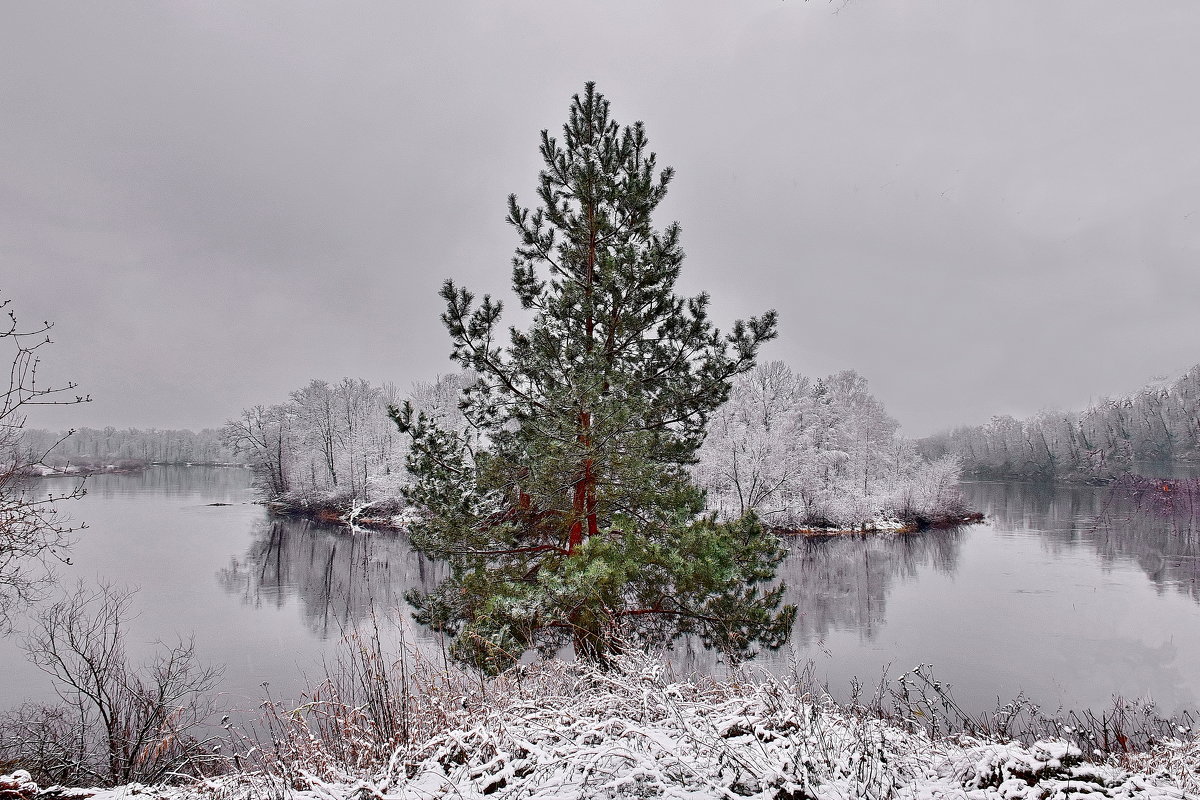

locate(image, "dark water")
[[2, 467, 1199, 718]]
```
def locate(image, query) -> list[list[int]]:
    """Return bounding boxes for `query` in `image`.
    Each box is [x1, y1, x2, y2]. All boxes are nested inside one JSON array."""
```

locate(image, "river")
[[2, 466, 1198, 720]]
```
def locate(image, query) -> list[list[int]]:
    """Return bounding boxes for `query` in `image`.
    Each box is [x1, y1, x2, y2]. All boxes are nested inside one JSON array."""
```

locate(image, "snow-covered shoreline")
[[774, 510, 985, 537], [263, 497, 986, 538], [5, 656, 1195, 799], [22, 462, 247, 479], [264, 496, 410, 531]]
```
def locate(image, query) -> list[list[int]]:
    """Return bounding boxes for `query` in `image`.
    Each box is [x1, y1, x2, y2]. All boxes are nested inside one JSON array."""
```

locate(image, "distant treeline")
[[21, 427, 236, 469], [920, 365, 1200, 482]]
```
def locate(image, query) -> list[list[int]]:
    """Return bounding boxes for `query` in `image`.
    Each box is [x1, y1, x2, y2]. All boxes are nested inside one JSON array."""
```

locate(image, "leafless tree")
[[13, 582, 224, 786], [224, 372, 471, 510], [222, 403, 295, 497], [0, 293, 89, 624]]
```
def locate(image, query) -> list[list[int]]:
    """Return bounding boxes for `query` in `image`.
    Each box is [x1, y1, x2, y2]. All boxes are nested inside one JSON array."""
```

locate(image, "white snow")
[[7, 657, 1194, 800]]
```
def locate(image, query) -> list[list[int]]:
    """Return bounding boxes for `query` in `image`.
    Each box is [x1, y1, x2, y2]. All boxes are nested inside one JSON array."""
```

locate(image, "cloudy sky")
[[4, 2, 1198, 436]]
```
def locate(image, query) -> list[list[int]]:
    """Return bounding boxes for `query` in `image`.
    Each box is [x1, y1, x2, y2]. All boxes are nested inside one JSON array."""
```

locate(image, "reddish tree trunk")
[[568, 411, 595, 552]]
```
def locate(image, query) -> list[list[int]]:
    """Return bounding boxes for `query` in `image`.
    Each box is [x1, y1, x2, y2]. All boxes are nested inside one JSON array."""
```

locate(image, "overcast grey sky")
[[4, 2, 1198, 436]]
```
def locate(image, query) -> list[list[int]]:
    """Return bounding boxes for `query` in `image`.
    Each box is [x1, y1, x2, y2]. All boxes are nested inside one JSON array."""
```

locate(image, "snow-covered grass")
[[9, 652, 1194, 800]]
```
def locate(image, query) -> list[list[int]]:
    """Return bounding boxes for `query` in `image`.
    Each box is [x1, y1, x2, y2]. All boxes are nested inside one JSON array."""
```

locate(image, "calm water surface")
[[2, 467, 1198, 717]]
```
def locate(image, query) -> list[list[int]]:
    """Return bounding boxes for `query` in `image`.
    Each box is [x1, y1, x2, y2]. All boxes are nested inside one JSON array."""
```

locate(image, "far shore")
[[24, 462, 249, 478]]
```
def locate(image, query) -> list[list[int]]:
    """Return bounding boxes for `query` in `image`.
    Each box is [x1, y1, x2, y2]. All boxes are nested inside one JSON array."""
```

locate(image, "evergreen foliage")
[[391, 83, 795, 672]]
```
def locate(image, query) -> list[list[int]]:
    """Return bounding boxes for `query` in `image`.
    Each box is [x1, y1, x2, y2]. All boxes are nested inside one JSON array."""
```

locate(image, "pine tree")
[[391, 83, 795, 672]]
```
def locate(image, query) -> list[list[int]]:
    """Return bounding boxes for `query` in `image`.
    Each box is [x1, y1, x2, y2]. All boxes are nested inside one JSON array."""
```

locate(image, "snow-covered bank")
[[21, 463, 142, 477], [264, 496, 410, 531], [776, 509, 985, 537], [7, 657, 1195, 800], [21, 462, 246, 479], [264, 499, 987, 537]]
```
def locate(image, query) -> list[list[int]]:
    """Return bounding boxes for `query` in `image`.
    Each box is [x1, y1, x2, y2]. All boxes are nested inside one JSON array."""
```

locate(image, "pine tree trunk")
[[568, 411, 594, 552]]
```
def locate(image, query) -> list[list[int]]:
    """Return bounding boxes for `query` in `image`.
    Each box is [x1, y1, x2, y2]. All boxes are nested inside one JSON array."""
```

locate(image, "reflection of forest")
[[217, 517, 441, 638], [216, 479, 1199, 658], [781, 529, 963, 645], [221, 513, 966, 655], [665, 528, 964, 674], [963, 481, 1200, 603]]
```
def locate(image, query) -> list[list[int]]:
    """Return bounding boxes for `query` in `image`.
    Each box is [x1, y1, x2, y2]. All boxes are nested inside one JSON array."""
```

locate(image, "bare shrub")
[[227, 624, 487, 789], [0, 293, 89, 625], [0, 702, 84, 786], [11, 582, 224, 786]]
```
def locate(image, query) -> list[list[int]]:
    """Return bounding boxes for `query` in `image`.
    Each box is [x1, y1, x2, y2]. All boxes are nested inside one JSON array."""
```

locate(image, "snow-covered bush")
[[213, 650, 1198, 800]]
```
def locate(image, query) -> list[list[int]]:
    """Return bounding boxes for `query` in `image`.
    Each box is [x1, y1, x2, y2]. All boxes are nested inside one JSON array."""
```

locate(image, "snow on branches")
[[695, 362, 967, 531]]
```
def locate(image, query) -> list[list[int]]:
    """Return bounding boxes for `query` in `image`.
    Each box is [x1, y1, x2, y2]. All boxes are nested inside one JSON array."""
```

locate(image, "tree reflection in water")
[[664, 528, 965, 675], [216, 477, 1199, 665], [968, 479, 1200, 604], [782, 528, 963, 646], [217, 517, 443, 638]]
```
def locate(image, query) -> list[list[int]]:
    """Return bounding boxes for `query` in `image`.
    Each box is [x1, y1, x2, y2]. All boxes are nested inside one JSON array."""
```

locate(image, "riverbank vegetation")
[[2, 645, 1197, 798], [922, 365, 1200, 483], [221, 375, 465, 525]]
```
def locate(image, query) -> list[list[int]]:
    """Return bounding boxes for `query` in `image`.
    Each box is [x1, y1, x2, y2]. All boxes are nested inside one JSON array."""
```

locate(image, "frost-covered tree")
[[392, 83, 794, 671], [696, 362, 965, 529], [923, 364, 1200, 482], [223, 403, 296, 498], [694, 361, 811, 519], [223, 375, 467, 509]]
